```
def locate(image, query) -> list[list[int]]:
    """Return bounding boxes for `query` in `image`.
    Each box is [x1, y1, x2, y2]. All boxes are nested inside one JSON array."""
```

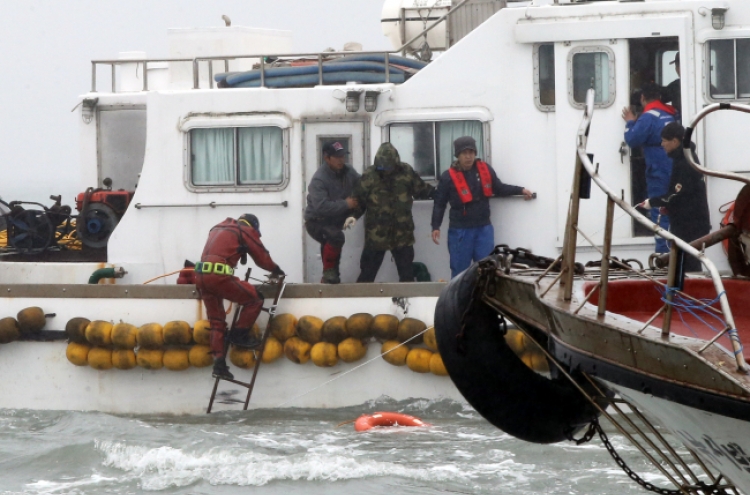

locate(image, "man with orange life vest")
[[431, 136, 535, 278], [195, 214, 284, 380]]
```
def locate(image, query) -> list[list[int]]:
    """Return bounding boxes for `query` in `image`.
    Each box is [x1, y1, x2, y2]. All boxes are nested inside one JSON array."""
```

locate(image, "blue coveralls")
[[624, 105, 676, 253]]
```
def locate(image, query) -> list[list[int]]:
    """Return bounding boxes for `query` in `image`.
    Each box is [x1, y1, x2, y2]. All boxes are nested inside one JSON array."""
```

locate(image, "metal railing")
[[89, 0, 474, 93], [556, 89, 746, 372]]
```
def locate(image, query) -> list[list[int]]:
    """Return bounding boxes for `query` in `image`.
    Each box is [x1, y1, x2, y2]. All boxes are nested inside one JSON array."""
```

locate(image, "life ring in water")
[[354, 412, 430, 432]]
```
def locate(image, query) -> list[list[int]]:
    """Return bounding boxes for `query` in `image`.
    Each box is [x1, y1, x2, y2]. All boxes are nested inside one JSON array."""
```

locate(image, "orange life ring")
[[354, 412, 430, 432]]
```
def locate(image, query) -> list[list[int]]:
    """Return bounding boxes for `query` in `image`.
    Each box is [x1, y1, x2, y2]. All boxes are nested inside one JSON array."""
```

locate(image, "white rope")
[[273, 326, 434, 408]]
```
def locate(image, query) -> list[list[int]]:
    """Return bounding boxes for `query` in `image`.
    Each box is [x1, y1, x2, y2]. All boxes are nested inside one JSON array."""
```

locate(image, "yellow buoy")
[[261, 337, 283, 363], [111, 323, 137, 349], [65, 317, 90, 344], [17, 306, 46, 334], [398, 318, 426, 345], [284, 336, 312, 364], [85, 320, 113, 346], [346, 313, 373, 340], [163, 348, 190, 371], [0, 317, 20, 344], [338, 338, 367, 363], [229, 345, 255, 369], [136, 348, 164, 370], [66, 342, 91, 366], [112, 349, 137, 370], [522, 350, 550, 373], [504, 329, 527, 356], [381, 340, 409, 366], [423, 327, 438, 352], [297, 315, 324, 343], [188, 345, 213, 368], [310, 342, 338, 367], [371, 314, 399, 341], [429, 353, 449, 376], [270, 313, 297, 341], [164, 321, 192, 345], [193, 320, 211, 345], [322, 316, 348, 344], [137, 323, 164, 349], [406, 348, 433, 373], [88, 347, 113, 370]]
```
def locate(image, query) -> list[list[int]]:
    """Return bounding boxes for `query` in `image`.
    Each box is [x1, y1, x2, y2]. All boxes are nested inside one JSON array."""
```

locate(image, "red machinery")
[[75, 179, 134, 248]]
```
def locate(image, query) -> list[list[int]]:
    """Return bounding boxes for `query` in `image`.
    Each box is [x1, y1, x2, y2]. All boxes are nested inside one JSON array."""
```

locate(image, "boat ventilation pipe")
[[88, 266, 127, 285]]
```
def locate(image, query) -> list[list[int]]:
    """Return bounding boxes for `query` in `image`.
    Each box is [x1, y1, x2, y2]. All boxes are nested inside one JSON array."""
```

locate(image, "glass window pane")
[[238, 127, 283, 184], [389, 123, 435, 178], [191, 128, 234, 185], [710, 39, 736, 99], [661, 50, 679, 86], [436, 121, 483, 175], [539, 44, 556, 106], [737, 39, 750, 98], [572, 52, 610, 103]]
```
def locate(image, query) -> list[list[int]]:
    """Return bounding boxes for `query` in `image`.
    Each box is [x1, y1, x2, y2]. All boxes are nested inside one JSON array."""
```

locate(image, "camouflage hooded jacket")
[[353, 143, 435, 251]]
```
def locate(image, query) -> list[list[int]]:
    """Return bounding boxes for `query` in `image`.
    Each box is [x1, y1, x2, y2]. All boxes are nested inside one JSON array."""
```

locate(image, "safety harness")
[[449, 160, 493, 204]]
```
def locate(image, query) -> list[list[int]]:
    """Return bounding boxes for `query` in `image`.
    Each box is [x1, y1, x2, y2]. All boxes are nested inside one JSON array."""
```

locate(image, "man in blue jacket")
[[431, 136, 534, 278], [623, 82, 677, 253]]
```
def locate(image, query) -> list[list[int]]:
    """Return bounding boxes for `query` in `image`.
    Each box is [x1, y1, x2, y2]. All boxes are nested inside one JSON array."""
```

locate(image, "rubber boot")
[[212, 357, 234, 380], [229, 327, 262, 349], [321, 268, 341, 284]]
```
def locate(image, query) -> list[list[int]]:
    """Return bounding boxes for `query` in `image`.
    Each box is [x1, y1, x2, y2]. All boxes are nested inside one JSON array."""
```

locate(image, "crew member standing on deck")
[[431, 136, 535, 278], [195, 214, 284, 380], [623, 82, 677, 254], [305, 142, 361, 284]]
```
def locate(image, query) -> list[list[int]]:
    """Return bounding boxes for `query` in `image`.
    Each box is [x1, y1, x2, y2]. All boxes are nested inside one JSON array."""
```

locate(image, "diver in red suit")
[[195, 214, 284, 380]]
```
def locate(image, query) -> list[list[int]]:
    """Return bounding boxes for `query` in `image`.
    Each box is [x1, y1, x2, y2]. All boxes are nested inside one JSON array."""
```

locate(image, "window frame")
[[384, 119, 490, 181], [534, 43, 556, 112], [705, 38, 750, 102], [566, 45, 617, 109], [181, 114, 291, 193]]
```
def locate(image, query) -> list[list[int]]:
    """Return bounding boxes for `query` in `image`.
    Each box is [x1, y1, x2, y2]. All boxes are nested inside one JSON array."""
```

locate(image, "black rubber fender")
[[434, 262, 600, 444]]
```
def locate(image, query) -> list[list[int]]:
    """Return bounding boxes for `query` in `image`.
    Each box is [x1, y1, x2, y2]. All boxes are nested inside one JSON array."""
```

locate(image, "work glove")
[[343, 217, 356, 230], [268, 265, 285, 282], [636, 199, 651, 210]]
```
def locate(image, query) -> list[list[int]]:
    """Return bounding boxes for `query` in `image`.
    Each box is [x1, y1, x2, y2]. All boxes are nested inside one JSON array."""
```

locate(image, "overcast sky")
[[0, 0, 392, 205]]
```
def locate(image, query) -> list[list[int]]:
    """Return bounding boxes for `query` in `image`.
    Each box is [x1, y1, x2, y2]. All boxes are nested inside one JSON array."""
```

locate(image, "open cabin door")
[[553, 39, 633, 250], [302, 120, 368, 283]]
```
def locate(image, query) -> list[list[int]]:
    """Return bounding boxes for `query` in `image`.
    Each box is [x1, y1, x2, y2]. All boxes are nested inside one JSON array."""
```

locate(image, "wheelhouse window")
[[190, 126, 284, 186], [709, 39, 750, 100], [568, 46, 616, 108], [535, 43, 556, 111], [388, 120, 484, 180]]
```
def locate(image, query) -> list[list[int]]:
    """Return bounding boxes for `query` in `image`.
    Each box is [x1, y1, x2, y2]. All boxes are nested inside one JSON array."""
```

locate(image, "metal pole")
[[318, 54, 323, 85], [562, 154, 583, 301], [662, 243, 679, 338], [142, 61, 148, 91], [260, 56, 265, 88], [111, 64, 116, 93], [209, 61, 214, 89], [598, 197, 615, 315], [400, 8, 406, 57], [193, 59, 200, 89], [91, 62, 97, 93], [385, 52, 390, 83]]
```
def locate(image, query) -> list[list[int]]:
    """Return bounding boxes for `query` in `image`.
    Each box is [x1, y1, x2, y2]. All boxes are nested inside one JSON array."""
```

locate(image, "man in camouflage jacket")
[[353, 142, 435, 282]]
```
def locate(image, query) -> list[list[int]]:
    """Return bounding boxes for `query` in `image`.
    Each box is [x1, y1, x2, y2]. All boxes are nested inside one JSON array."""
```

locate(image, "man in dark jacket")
[[431, 136, 534, 278], [637, 123, 711, 272], [353, 142, 434, 282], [196, 214, 284, 380], [623, 82, 677, 253], [304, 142, 361, 284]]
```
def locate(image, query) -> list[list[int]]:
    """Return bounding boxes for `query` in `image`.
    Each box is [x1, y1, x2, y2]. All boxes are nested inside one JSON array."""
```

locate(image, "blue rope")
[[656, 286, 745, 356]]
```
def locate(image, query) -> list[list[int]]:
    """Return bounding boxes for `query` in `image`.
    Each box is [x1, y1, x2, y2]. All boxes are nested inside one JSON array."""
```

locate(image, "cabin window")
[[190, 126, 284, 186], [568, 46, 616, 108], [534, 43, 556, 111], [709, 39, 750, 100], [388, 120, 484, 180]]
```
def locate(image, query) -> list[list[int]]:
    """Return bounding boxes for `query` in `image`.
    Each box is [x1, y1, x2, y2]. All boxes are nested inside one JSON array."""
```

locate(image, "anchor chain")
[[491, 244, 585, 275]]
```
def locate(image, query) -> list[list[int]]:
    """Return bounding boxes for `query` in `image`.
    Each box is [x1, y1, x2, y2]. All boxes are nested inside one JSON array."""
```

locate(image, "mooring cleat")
[[212, 358, 234, 380]]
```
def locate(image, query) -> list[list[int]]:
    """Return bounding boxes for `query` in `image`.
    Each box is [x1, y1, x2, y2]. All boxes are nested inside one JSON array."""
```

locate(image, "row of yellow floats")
[[1, 307, 548, 375]]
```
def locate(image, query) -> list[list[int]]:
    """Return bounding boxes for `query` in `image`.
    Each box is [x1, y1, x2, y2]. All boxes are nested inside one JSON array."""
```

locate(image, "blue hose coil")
[[231, 71, 405, 88], [223, 61, 404, 86]]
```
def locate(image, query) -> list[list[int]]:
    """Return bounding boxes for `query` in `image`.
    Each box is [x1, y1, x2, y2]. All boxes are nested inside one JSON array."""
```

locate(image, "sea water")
[[0, 398, 677, 494]]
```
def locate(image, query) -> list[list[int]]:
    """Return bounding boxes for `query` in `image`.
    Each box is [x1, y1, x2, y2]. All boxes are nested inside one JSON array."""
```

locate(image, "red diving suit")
[[195, 218, 279, 358]]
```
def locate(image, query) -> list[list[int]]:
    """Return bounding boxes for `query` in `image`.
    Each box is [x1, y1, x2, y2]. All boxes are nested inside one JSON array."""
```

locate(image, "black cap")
[[453, 136, 477, 157], [238, 213, 260, 234], [670, 52, 680, 65], [323, 141, 349, 157]]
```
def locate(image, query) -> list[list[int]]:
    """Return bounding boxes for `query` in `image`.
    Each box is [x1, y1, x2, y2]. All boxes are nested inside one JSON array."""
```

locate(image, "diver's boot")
[[321, 268, 341, 284], [212, 357, 234, 380], [228, 327, 262, 349]]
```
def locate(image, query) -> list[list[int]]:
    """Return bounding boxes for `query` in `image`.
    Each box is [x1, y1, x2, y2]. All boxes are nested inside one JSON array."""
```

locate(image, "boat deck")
[[584, 278, 750, 360]]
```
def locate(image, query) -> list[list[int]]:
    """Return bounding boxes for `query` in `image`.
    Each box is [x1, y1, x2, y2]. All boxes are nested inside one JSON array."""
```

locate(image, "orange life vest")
[[448, 160, 493, 204]]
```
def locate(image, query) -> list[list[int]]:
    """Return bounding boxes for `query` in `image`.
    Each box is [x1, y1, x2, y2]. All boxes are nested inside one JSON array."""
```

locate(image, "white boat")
[[2, 0, 750, 490]]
